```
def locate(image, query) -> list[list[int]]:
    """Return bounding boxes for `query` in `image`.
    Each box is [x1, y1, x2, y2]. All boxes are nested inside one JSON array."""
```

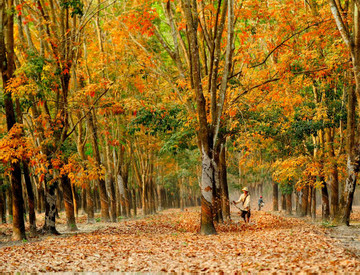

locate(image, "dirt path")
[[1, 208, 360, 272], [323, 207, 360, 257]]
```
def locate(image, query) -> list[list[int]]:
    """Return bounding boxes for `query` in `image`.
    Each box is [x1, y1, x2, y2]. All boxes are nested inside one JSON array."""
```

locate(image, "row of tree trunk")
[[0, 175, 201, 224], [272, 180, 357, 222]]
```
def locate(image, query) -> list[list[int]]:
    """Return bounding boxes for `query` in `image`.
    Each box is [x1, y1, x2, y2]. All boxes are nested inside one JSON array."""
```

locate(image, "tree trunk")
[[37, 183, 45, 213], [213, 146, 222, 223], [273, 182, 279, 211], [117, 172, 130, 218], [157, 185, 163, 211], [325, 128, 339, 219], [86, 112, 110, 221], [286, 193, 292, 215], [104, 137, 117, 222], [61, 175, 78, 231], [312, 187, 316, 220], [149, 181, 154, 214], [107, 175, 117, 222], [180, 180, 184, 211], [127, 188, 132, 217], [329, 0, 360, 226], [0, 180, 6, 223], [23, 162, 36, 234], [86, 183, 95, 223], [10, 163, 26, 240], [132, 188, 137, 216], [321, 181, 330, 220], [307, 187, 312, 216], [295, 191, 300, 215], [7, 187, 13, 221], [150, 179, 156, 214], [300, 186, 308, 216], [141, 175, 147, 215], [42, 179, 59, 235], [199, 150, 217, 235], [0, 0, 26, 241], [115, 177, 122, 218], [219, 143, 230, 221], [55, 186, 62, 217], [281, 193, 286, 211], [81, 187, 87, 214], [341, 83, 358, 225], [73, 185, 79, 217]]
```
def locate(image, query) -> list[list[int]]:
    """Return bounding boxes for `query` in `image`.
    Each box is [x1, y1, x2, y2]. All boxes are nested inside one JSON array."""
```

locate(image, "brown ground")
[[1, 206, 360, 272], [325, 206, 360, 256]]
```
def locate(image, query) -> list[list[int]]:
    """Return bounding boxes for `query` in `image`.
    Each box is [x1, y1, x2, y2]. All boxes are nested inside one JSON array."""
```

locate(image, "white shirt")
[[235, 193, 251, 211]]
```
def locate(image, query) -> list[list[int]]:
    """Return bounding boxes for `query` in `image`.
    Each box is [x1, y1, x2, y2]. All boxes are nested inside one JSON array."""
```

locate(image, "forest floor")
[[323, 206, 360, 257], [1, 206, 360, 273]]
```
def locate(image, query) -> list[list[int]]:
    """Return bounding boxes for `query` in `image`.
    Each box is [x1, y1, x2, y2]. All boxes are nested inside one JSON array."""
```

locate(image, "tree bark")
[[37, 183, 45, 213], [273, 182, 279, 211], [42, 178, 59, 235], [307, 186, 312, 216], [213, 146, 222, 222], [329, 0, 360, 226], [61, 175, 78, 231], [286, 193, 292, 215], [107, 175, 117, 222], [23, 162, 36, 234], [295, 191, 300, 215], [141, 174, 147, 215], [86, 183, 95, 223], [104, 136, 117, 222], [0, 180, 6, 223], [181, 0, 217, 235], [150, 178, 156, 214], [199, 150, 217, 235], [0, 0, 26, 240], [117, 173, 128, 218], [312, 187, 316, 220], [341, 82, 358, 225], [10, 163, 26, 240], [132, 188, 137, 216], [219, 143, 230, 221], [7, 187, 13, 220], [86, 112, 110, 221], [281, 193, 286, 211], [300, 186, 308, 216], [81, 187, 87, 214], [180, 179, 185, 211], [321, 181, 330, 220], [325, 128, 339, 219], [157, 185, 163, 211]]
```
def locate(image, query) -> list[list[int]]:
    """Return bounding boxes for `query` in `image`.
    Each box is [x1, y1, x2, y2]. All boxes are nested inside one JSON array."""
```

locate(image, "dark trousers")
[[241, 210, 251, 221]]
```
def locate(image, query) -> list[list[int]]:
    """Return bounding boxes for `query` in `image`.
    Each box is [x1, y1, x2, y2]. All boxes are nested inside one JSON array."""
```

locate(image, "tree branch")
[[228, 20, 331, 83], [250, 19, 332, 69], [213, 0, 234, 147], [329, 0, 353, 50], [65, 83, 113, 139], [230, 64, 342, 105]]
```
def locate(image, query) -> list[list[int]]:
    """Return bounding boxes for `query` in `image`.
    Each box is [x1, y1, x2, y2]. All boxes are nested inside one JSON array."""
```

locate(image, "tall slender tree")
[[329, 0, 360, 225], [0, 0, 26, 240]]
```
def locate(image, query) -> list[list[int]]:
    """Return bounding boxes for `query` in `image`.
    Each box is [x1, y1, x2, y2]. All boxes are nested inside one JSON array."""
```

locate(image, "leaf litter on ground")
[[0, 208, 360, 273]]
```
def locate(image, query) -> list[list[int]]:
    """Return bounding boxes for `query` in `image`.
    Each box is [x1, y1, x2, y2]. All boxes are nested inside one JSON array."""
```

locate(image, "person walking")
[[233, 187, 251, 224], [258, 196, 264, 210]]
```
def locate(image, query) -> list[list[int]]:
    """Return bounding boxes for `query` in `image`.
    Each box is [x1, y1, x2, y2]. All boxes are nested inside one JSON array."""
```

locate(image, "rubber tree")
[[329, 0, 360, 225], [129, 0, 235, 234], [0, 0, 26, 241]]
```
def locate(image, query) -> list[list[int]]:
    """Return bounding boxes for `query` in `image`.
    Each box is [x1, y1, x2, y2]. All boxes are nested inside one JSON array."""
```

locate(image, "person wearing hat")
[[258, 196, 264, 210], [232, 187, 251, 224]]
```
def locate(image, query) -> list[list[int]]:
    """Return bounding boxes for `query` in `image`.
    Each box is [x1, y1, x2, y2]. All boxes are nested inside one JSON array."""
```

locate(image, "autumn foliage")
[[0, 0, 360, 271]]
